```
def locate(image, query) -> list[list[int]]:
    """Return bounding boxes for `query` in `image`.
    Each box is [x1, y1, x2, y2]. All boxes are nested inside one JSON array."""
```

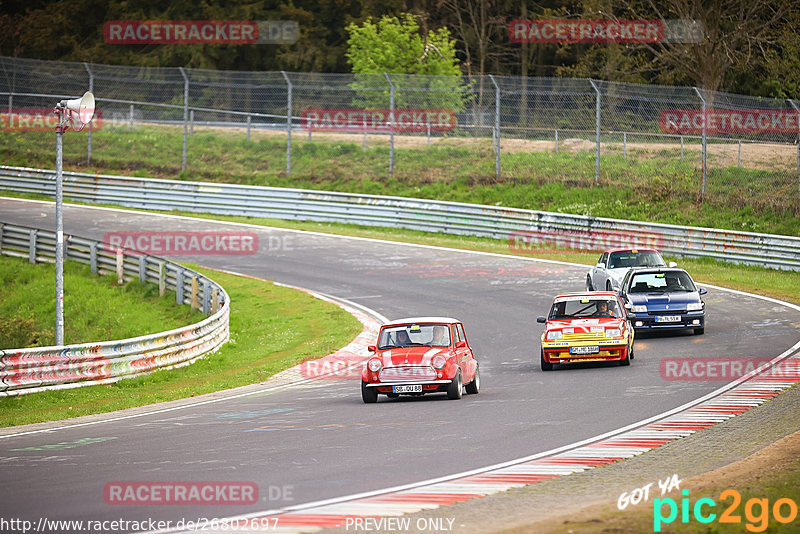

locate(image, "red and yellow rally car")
[[362, 317, 479, 403], [537, 292, 634, 371]]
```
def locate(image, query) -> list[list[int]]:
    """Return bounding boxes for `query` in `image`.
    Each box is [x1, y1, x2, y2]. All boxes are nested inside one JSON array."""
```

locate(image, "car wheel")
[[541, 349, 553, 371], [447, 370, 463, 400], [465, 365, 480, 395], [619, 351, 631, 366], [361, 381, 378, 403], [629, 345, 635, 360], [586, 275, 594, 291], [694, 327, 705, 335]]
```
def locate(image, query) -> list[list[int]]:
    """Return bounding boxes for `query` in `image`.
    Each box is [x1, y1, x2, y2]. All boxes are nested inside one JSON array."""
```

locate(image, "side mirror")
[[536, 316, 546, 323], [368, 345, 376, 353], [698, 287, 707, 295], [596, 263, 604, 268], [668, 261, 678, 267], [456, 340, 467, 348]]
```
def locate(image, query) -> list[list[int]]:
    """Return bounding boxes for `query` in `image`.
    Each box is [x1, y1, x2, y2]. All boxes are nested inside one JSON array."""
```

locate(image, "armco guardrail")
[[1, 165, 799, 270], [0, 222, 229, 396]]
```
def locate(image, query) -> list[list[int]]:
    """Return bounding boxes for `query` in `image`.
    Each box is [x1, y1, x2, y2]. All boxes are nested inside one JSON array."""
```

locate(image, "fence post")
[[788, 99, 800, 215], [190, 110, 194, 136], [680, 135, 684, 162], [202, 280, 211, 314], [555, 130, 558, 153], [246, 115, 251, 142], [623, 132, 627, 159], [589, 80, 601, 184], [90, 242, 98, 273], [29, 229, 37, 264], [191, 276, 199, 310], [129, 104, 134, 132], [0, 223, 3, 255], [179, 67, 189, 173], [693, 87, 707, 197], [84, 62, 93, 164], [385, 73, 395, 179], [211, 286, 219, 313], [116, 247, 124, 284], [138, 255, 147, 283], [281, 71, 292, 176], [7, 94, 11, 129], [158, 261, 166, 296], [489, 74, 501, 180], [176, 269, 185, 305]]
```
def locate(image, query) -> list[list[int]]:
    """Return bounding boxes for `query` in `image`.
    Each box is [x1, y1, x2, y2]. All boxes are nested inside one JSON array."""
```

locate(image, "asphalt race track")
[[2, 198, 800, 531]]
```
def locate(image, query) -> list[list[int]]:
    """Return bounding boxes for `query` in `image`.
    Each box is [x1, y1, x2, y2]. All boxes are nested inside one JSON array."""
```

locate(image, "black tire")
[[447, 370, 463, 400], [629, 345, 635, 360], [618, 350, 631, 366], [541, 349, 553, 371], [694, 327, 705, 335], [361, 381, 378, 403], [465, 365, 480, 395], [586, 275, 594, 291]]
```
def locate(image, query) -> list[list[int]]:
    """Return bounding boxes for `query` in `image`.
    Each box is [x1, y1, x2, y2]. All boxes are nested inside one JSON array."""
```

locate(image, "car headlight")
[[605, 328, 621, 338], [546, 330, 563, 340], [686, 302, 704, 311], [631, 305, 648, 313], [367, 358, 382, 372], [432, 355, 447, 369]]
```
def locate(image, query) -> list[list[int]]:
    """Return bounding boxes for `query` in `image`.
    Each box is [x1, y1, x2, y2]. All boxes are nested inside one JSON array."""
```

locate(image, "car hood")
[[546, 317, 625, 330], [627, 291, 702, 310], [375, 347, 451, 366]]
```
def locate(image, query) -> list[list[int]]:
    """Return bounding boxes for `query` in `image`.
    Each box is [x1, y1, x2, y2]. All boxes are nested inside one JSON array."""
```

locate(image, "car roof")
[[553, 291, 619, 301], [384, 317, 461, 326], [627, 267, 690, 275], [604, 248, 660, 254]]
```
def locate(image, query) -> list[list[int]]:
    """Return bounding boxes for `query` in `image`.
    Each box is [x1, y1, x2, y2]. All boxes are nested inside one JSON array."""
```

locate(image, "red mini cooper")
[[537, 292, 634, 371], [361, 317, 480, 403]]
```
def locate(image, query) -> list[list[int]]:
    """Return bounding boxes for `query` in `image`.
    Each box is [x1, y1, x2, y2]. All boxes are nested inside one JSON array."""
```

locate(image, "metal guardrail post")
[[489, 75, 501, 180], [789, 99, 800, 215], [116, 247, 124, 284], [385, 73, 395, 179], [281, 71, 292, 176], [158, 261, 166, 296], [589, 80, 601, 184], [84, 62, 93, 165], [90, 242, 98, 273], [176, 268, 184, 305], [693, 87, 707, 197], [191, 276, 199, 310], [29, 229, 36, 264], [138, 255, 146, 283], [203, 280, 211, 314], [0, 223, 3, 254], [179, 67, 189, 173]]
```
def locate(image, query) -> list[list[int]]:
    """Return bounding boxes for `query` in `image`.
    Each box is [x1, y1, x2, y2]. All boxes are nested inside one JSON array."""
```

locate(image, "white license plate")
[[393, 384, 423, 393], [656, 315, 682, 323], [570, 346, 600, 355]]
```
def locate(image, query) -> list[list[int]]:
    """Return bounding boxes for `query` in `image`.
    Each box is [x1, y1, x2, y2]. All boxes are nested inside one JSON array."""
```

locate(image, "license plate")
[[393, 384, 422, 393], [570, 346, 600, 355], [656, 315, 682, 323]]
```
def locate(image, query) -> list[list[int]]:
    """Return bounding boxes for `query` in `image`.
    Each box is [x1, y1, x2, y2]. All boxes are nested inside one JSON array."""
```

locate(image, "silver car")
[[587, 248, 676, 292]]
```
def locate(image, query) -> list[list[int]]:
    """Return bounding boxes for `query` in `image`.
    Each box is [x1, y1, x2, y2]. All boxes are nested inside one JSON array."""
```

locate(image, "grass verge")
[[0, 262, 362, 427], [2, 124, 797, 236]]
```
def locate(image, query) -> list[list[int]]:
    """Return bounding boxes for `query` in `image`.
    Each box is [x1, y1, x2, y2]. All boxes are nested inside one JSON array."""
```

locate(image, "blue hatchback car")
[[619, 268, 707, 335]]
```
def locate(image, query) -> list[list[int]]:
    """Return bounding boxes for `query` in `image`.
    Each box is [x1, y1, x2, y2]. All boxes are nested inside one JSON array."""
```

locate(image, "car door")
[[592, 252, 609, 289], [454, 323, 475, 380]]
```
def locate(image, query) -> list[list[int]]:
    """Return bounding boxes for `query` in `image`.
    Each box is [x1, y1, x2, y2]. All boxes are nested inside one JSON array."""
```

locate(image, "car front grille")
[[562, 332, 606, 342], [380, 366, 437, 382]]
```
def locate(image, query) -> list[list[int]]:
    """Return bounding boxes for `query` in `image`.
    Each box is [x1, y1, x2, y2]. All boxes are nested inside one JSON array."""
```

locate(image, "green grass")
[[0, 254, 200, 348], [2, 124, 798, 236], [0, 261, 362, 427]]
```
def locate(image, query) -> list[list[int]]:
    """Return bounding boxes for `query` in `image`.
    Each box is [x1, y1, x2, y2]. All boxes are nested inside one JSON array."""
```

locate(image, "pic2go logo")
[[654, 489, 799, 532]]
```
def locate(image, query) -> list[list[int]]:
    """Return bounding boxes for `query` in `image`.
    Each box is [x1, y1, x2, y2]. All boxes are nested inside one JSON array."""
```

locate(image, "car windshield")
[[608, 251, 665, 269], [628, 272, 695, 293], [549, 298, 620, 319], [377, 324, 451, 349]]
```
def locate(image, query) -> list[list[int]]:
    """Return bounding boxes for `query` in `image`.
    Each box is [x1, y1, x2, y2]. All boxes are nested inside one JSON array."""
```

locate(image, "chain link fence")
[[2, 56, 799, 216]]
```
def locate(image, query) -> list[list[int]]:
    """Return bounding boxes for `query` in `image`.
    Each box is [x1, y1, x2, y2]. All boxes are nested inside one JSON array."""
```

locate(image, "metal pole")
[[384, 73, 395, 179], [589, 80, 601, 184], [190, 110, 194, 136], [693, 87, 707, 197], [246, 115, 251, 142], [789, 99, 800, 215], [623, 132, 627, 160], [680, 136, 684, 162], [129, 104, 134, 132], [281, 71, 292, 176], [179, 67, 189, 173], [7, 94, 12, 129], [489, 75, 501, 179], [737, 140, 741, 167], [55, 119, 66, 346], [555, 130, 558, 154], [84, 62, 93, 165]]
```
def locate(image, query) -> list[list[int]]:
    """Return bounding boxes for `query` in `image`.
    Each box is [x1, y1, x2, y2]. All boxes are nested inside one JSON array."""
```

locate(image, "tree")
[[345, 12, 469, 111]]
